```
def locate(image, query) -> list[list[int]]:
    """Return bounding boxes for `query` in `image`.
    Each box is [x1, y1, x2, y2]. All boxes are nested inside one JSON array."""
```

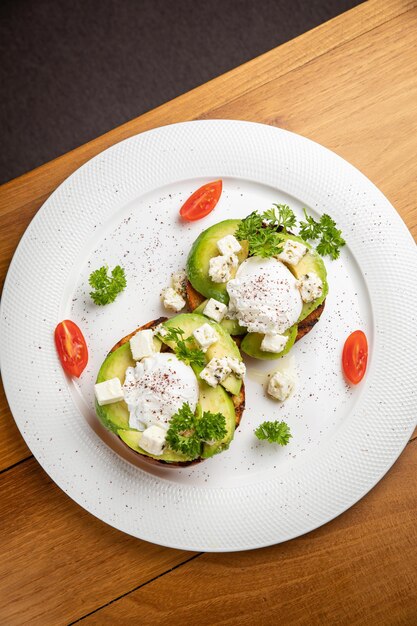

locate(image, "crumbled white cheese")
[[130, 329, 156, 361], [217, 234, 242, 256], [226, 357, 246, 379], [200, 357, 232, 387], [193, 323, 218, 351], [203, 298, 228, 322], [296, 272, 323, 303], [208, 254, 238, 283], [94, 378, 124, 406], [153, 323, 168, 338], [139, 425, 167, 456], [267, 370, 295, 402], [171, 270, 187, 296], [161, 287, 186, 311], [278, 239, 308, 266], [261, 333, 288, 353]]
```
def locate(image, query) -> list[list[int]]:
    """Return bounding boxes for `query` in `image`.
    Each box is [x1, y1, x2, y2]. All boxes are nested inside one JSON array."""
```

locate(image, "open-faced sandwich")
[[94, 313, 245, 466], [183, 208, 328, 359]]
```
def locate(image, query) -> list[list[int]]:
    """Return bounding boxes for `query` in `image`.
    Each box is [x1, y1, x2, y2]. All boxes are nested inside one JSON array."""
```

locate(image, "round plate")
[[1, 121, 416, 551]]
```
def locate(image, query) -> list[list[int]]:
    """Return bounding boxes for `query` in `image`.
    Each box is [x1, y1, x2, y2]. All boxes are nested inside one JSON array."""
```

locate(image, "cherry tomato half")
[[179, 180, 222, 221], [342, 330, 368, 385], [54, 320, 88, 378]]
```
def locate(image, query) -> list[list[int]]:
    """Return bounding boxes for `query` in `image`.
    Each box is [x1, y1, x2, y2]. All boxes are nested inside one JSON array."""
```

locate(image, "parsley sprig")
[[235, 211, 284, 258], [299, 209, 346, 259], [162, 326, 206, 368], [166, 403, 227, 458], [89, 265, 126, 305], [235, 205, 345, 260], [254, 420, 292, 445]]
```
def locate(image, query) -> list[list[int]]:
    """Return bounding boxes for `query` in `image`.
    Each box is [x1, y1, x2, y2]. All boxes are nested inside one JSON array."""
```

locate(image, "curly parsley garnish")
[[235, 211, 284, 258], [263, 204, 297, 232], [254, 420, 292, 445], [299, 209, 345, 259], [89, 265, 127, 305], [166, 403, 227, 458], [236, 205, 345, 260], [162, 326, 206, 368]]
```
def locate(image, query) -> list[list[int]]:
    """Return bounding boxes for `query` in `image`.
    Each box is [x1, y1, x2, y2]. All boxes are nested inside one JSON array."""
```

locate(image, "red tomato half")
[[342, 330, 368, 385], [179, 180, 222, 221], [54, 320, 88, 378]]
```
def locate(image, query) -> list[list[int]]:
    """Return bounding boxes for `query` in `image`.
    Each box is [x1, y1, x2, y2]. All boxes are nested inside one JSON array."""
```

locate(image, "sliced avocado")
[[197, 375, 236, 458], [95, 342, 135, 432], [161, 313, 243, 394], [193, 299, 246, 336], [240, 324, 298, 360], [186, 219, 249, 304], [118, 429, 191, 463], [280, 233, 328, 321]]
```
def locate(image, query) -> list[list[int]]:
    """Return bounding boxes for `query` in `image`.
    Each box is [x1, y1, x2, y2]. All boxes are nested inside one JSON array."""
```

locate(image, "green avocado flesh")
[[280, 233, 328, 321], [161, 313, 243, 395], [193, 300, 246, 336], [96, 313, 241, 463], [240, 324, 298, 360], [186, 219, 249, 304]]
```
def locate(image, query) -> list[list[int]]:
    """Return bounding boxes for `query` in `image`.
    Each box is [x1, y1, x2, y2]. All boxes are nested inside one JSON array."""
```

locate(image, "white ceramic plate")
[[1, 121, 416, 551]]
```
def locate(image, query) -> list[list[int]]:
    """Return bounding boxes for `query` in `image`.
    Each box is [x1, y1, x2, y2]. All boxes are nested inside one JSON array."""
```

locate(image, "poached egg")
[[123, 352, 199, 431], [226, 257, 302, 334]]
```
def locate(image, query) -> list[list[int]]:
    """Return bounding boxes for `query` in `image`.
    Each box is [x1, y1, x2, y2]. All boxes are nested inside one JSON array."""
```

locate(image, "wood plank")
[[199, 6, 417, 240], [0, 378, 31, 471], [0, 459, 196, 626], [79, 440, 417, 626], [1, 1, 416, 472]]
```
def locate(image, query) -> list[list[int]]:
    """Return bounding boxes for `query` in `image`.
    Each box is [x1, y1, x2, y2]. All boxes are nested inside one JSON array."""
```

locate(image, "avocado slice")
[[279, 233, 328, 321], [95, 342, 135, 433], [118, 428, 191, 463], [193, 299, 246, 336], [186, 219, 249, 304], [240, 324, 298, 360], [161, 313, 243, 395]]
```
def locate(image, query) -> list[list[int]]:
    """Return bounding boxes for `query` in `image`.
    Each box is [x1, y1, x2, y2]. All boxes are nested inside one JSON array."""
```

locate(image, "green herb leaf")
[[163, 326, 206, 368], [263, 204, 297, 231], [166, 403, 227, 458], [299, 210, 346, 259], [299, 209, 321, 241], [235, 211, 283, 258], [254, 420, 292, 445], [89, 265, 127, 305]]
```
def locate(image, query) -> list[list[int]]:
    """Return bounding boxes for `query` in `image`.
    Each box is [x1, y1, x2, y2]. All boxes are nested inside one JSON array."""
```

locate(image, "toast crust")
[[108, 317, 245, 467]]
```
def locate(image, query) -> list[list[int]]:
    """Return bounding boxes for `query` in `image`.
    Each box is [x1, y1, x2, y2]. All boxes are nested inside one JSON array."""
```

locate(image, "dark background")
[[0, 0, 363, 184]]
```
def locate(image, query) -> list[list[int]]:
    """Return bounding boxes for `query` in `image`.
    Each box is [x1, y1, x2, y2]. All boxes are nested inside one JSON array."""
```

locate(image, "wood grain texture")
[[78, 441, 417, 625], [0, 459, 196, 625], [0, 1, 416, 624]]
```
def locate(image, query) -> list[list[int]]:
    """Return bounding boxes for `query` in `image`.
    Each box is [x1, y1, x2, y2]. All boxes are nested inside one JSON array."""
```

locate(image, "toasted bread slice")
[[109, 317, 245, 467], [185, 279, 325, 343]]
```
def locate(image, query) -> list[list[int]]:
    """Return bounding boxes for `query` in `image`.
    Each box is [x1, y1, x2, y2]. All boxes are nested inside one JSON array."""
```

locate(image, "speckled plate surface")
[[1, 121, 416, 551]]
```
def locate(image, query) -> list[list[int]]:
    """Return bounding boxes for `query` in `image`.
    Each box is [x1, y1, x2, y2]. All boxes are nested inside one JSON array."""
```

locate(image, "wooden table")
[[1, 1, 416, 623]]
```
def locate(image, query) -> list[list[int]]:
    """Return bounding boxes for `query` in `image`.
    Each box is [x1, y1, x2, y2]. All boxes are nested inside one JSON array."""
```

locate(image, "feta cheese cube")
[[193, 323, 218, 351], [226, 357, 246, 379], [267, 370, 295, 402], [199, 357, 232, 387], [278, 240, 308, 266], [171, 270, 187, 296], [130, 329, 156, 361], [203, 298, 228, 322], [208, 254, 238, 283], [261, 333, 288, 353], [94, 378, 124, 406], [161, 287, 186, 312], [217, 234, 242, 256], [296, 272, 323, 303], [139, 425, 167, 456], [153, 323, 168, 338]]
